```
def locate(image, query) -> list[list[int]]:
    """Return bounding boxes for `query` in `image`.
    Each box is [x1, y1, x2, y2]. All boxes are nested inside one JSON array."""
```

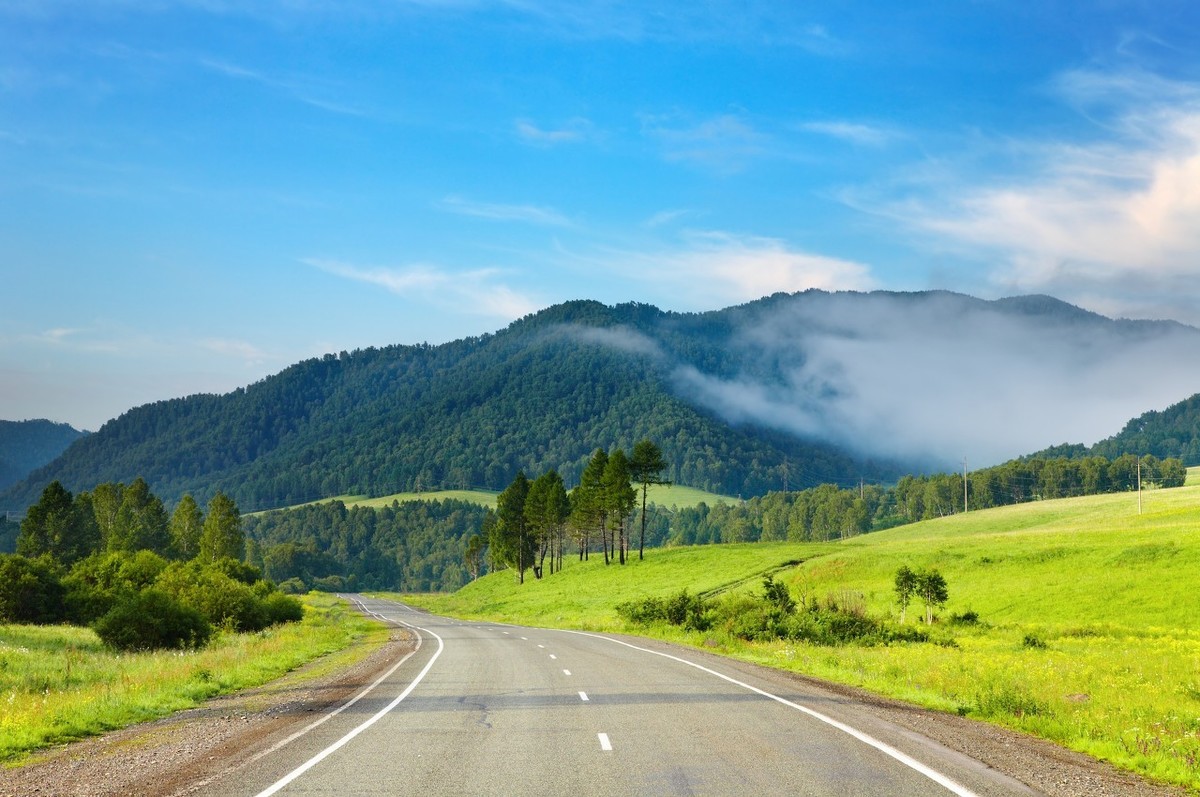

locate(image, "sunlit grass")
[[0, 594, 383, 763], [402, 478, 1200, 791]]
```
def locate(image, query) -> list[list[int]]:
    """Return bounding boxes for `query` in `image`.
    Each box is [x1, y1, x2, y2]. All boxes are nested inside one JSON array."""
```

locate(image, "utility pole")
[[963, 457, 969, 514], [1137, 458, 1143, 515]]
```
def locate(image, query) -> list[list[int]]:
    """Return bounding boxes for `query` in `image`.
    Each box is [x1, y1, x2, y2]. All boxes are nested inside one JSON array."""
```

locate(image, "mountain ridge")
[[5, 289, 1200, 512]]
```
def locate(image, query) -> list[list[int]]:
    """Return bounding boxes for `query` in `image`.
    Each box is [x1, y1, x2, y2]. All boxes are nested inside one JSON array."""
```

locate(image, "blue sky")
[[3, 1, 1200, 431]]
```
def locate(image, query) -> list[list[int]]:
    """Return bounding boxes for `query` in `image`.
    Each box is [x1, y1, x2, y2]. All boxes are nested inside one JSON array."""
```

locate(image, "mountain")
[[0, 420, 88, 493], [5, 290, 1200, 513], [1033, 393, 1200, 465]]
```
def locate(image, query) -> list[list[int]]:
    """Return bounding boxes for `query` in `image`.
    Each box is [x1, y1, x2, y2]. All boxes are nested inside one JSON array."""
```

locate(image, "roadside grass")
[[0, 594, 383, 764], [402, 481, 1200, 791]]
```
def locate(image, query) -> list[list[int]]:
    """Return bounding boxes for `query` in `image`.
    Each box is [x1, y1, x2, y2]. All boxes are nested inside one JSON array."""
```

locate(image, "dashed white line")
[[598, 733, 612, 751], [563, 669, 571, 676], [578, 691, 589, 702], [549, 654, 557, 660]]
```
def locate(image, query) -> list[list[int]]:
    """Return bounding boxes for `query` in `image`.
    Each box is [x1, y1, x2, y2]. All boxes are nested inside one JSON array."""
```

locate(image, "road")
[[193, 595, 1039, 797]]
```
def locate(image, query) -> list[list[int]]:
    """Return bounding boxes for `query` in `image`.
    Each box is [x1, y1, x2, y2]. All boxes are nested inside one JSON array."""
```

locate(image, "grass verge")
[[0, 594, 383, 764]]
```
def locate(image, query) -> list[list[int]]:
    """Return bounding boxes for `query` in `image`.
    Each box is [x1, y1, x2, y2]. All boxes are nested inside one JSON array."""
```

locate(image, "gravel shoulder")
[[0, 619, 1186, 797]]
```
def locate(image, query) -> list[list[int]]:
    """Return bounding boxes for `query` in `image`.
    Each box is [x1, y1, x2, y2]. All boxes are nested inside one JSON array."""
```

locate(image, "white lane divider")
[[562, 631, 980, 797], [549, 654, 557, 660], [578, 691, 589, 702], [563, 669, 571, 676], [598, 733, 613, 751], [253, 605, 445, 797]]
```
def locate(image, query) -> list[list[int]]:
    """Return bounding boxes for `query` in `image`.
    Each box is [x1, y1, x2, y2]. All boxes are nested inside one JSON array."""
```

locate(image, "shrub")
[[263, 592, 305, 625], [155, 561, 269, 632], [63, 550, 169, 624], [616, 589, 711, 631], [0, 554, 65, 624], [1022, 633, 1048, 649], [277, 577, 308, 595], [949, 610, 981, 626], [93, 590, 212, 651]]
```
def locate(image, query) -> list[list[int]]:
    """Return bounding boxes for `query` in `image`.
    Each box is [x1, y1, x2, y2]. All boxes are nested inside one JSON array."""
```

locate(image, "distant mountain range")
[[4, 290, 1200, 513], [0, 420, 87, 493]]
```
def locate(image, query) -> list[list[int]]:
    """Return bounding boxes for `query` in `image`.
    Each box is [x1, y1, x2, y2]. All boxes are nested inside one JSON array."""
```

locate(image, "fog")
[[669, 292, 1200, 469]]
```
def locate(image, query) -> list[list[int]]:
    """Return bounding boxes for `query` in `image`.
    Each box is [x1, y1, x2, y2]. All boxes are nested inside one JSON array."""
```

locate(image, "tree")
[[0, 554, 65, 623], [110, 477, 170, 555], [569, 449, 608, 562], [602, 449, 636, 565], [17, 481, 98, 565], [464, 533, 486, 581], [198, 492, 244, 563], [894, 565, 916, 624], [629, 439, 670, 560], [524, 470, 569, 578], [170, 494, 204, 560], [492, 472, 533, 583], [915, 568, 948, 625]]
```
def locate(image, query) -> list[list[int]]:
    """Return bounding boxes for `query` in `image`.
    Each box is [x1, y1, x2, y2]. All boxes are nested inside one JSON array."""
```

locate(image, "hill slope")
[[5, 289, 1199, 512], [0, 420, 87, 493], [1035, 393, 1200, 465]]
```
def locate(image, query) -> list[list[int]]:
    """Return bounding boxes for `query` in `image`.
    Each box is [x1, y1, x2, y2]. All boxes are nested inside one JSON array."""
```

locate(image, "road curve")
[[193, 595, 1040, 797]]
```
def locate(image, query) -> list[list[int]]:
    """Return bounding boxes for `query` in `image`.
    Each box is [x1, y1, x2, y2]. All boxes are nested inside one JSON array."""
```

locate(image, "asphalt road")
[[194, 596, 1040, 797]]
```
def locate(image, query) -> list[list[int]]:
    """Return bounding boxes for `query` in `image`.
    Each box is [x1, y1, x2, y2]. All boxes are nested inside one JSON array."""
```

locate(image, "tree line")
[[1, 479, 302, 651], [483, 440, 670, 583]]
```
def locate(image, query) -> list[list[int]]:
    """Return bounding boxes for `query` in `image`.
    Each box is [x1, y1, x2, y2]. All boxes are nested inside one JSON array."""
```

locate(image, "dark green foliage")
[[0, 554, 65, 624], [615, 589, 711, 631], [243, 498, 490, 592], [199, 492, 243, 563], [63, 550, 169, 623], [93, 590, 211, 651], [1040, 393, 1200, 466], [491, 472, 532, 581], [0, 516, 18, 554], [949, 610, 981, 626], [1022, 633, 1048, 649], [17, 481, 100, 565], [154, 561, 269, 632]]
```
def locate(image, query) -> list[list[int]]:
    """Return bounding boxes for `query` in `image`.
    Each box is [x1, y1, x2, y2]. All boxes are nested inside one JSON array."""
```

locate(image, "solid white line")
[[563, 631, 980, 797], [598, 733, 613, 751], [253, 613, 445, 797], [578, 691, 589, 702]]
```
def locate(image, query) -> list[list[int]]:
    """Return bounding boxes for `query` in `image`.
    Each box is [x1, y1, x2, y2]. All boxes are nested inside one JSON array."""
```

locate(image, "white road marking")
[[521, 636, 528, 640], [549, 654, 557, 660], [598, 733, 613, 751], [537, 644, 545, 649], [563, 669, 571, 676], [578, 691, 589, 702], [253, 610, 445, 797], [563, 631, 981, 797]]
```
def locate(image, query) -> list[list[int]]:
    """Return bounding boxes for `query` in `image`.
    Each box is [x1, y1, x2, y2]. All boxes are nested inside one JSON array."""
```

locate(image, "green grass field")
[[259, 482, 735, 514], [403, 475, 1200, 791], [0, 594, 383, 764]]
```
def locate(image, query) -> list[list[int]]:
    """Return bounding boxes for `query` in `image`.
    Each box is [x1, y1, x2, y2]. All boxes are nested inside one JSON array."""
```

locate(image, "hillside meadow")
[[259, 482, 734, 514], [403, 476, 1200, 791], [0, 594, 381, 764]]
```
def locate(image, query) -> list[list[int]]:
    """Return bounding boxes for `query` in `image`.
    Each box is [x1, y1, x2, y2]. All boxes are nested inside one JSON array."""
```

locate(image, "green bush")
[[63, 550, 169, 624], [155, 561, 269, 632], [277, 577, 308, 595], [263, 592, 305, 625], [93, 589, 212, 651], [0, 554, 65, 624], [616, 589, 711, 631]]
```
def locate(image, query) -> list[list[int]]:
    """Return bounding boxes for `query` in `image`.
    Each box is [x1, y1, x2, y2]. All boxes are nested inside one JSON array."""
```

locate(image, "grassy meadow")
[[0, 594, 383, 764], [403, 476, 1200, 791], [257, 482, 734, 514]]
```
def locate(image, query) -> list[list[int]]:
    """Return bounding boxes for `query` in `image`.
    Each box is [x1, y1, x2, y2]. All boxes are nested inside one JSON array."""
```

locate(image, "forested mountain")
[[4, 290, 1198, 514], [0, 420, 87, 493], [1034, 393, 1200, 465]]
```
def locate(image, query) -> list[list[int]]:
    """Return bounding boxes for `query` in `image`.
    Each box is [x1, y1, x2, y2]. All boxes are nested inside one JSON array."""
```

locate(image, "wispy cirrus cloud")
[[641, 113, 769, 173], [515, 117, 596, 145], [201, 338, 268, 365], [797, 120, 894, 147], [437, 195, 573, 227], [198, 57, 367, 117], [305, 258, 539, 319]]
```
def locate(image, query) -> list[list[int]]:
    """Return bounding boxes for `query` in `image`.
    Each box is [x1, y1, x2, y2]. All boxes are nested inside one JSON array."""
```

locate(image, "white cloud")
[[438, 195, 573, 227], [895, 69, 1200, 324], [305, 258, 539, 320], [583, 230, 877, 310], [201, 338, 268, 365]]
